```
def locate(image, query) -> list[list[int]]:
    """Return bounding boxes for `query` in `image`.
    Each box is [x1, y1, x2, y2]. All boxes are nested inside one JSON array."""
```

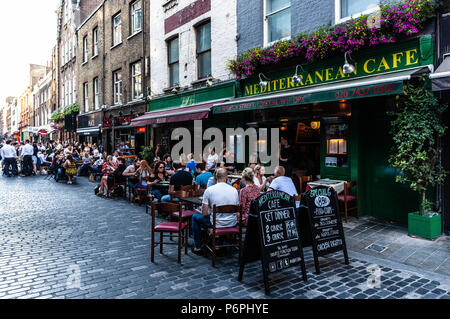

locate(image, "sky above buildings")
[[0, 1, 58, 103]]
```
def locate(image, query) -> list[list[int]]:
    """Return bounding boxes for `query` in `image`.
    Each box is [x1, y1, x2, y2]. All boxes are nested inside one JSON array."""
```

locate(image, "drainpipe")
[[142, 0, 149, 148]]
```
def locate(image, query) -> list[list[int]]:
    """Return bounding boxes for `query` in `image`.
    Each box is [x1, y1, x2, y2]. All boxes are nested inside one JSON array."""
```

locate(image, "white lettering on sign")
[[315, 195, 330, 208]]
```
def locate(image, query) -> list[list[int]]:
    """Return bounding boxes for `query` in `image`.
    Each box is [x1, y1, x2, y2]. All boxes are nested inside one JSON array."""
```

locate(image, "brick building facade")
[[77, 0, 150, 153]]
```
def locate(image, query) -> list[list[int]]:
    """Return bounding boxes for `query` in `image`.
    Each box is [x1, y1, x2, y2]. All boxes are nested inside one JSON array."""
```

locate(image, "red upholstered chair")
[[205, 205, 242, 267], [338, 180, 359, 223], [151, 202, 188, 264], [169, 190, 196, 236]]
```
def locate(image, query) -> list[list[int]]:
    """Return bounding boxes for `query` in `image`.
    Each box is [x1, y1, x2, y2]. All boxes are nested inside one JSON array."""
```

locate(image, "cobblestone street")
[[0, 176, 449, 299]]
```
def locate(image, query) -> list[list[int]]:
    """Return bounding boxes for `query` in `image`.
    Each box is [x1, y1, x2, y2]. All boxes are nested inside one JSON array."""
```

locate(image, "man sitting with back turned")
[[192, 168, 239, 255], [267, 166, 298, 197]]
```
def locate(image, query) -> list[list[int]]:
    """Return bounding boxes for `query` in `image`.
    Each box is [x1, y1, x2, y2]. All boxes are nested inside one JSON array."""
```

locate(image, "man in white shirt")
[[267, 166, 298, 197], [206, 148, 219, 171], [20, 140, 34, 176], [1, 140, 18, 177], [192, 168, 239, 254]]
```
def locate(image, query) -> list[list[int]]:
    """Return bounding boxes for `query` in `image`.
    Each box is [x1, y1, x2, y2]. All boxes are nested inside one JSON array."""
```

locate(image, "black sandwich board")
[[238, 190, 307, 296], [304, 186, 349, 274]]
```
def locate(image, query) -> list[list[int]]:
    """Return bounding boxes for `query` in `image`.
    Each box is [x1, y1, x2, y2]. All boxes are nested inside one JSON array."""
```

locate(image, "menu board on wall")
[[238, 191, 307, 296], [304, 186, 349, 274]]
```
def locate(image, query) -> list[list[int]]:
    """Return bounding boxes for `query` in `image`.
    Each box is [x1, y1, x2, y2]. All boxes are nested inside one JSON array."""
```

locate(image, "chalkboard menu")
[[238, 191, 307, 296], [304, 186, 349, 274]]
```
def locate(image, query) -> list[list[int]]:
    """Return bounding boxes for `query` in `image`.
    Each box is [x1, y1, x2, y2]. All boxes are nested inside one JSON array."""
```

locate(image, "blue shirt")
[[195, 172, 213, 187], [186, 160, 196, 175]]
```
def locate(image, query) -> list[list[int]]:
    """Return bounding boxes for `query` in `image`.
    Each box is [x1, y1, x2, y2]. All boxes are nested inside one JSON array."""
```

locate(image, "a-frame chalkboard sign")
[[304, 186, 349, 274], [238, 190, 307, 296]]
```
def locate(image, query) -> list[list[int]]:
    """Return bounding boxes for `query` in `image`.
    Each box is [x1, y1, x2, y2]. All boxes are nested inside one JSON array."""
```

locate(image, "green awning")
[[213, 67, 431, 115]]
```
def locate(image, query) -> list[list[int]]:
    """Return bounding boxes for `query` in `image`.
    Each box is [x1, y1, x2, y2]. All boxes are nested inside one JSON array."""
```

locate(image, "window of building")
[[113, 14, 122, 46], [83, 35, 88, 63], [335, 0, 379, 23], [168, 37, 179, 87], [113, 70, 122, 105], [130, 1, 142, 34], [84, 82, 89, 112], [69, 79, 73, 105], [93, 27, 99, 57], [93, 77, 100, 110], [72, 77, 77, 102], [264, 0, 291, 45], [196, 21, 211, 79], [132, 61, 142, 100]]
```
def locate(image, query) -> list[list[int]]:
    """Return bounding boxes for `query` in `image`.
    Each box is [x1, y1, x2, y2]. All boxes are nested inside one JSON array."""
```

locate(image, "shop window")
[[335, 0, 379, 24], [196, 21, 211, 79], [265, 0, 291, 46], [324, 123, 349, 168]]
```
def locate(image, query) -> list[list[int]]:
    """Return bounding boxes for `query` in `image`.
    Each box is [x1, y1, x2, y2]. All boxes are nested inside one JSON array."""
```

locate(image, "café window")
[[113, 13, 122, 46], [265, 0, 291, 45], [325, 123, 349, 168], [113, 70, 122, 105], [196, 21, 211, 79], [335, 0, 379, 23], [131, 61, 142, 100], [130, 0, 142, 34], [168, 37, 179, 87]]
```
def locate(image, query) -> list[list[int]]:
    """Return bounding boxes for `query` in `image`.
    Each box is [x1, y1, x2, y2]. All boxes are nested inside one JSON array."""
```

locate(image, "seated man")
[[267, 166, 298, 197], [161, 163, 193, 202], [194, 163, 213, 189], [192, 168, 240, 255], [78, 153, 92, 176]]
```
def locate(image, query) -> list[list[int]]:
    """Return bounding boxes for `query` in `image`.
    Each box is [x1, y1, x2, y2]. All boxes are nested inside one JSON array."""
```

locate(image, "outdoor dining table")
[[307, 178, 347, 194], [181, 196, 203, 207]]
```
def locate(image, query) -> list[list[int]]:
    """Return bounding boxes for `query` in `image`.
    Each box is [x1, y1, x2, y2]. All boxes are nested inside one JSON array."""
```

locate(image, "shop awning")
[[131, 100, 229, 126], [430, 56, 450, 91], [213, 66, 431, 114], [77, 127, 100, 136]]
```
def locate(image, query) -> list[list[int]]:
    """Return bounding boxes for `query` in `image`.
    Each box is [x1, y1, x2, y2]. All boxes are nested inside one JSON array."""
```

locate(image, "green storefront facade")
[[212, 36, 434, 224], [141, 35, 434, 224]]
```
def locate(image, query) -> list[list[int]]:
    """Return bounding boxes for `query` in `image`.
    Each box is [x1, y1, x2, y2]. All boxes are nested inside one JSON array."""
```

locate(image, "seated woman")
[[254, 165, 269, 192], [133, 160, 153, 202], [239, 168, 261, 226], [54, 153, 66, 182], [146, 161, 169, 202], [104, 158, 127, 198], [63, 155, 78, 185], [78, 153, 92, 176], [123, 159, 141, 191], [97, 156, 116, 197]]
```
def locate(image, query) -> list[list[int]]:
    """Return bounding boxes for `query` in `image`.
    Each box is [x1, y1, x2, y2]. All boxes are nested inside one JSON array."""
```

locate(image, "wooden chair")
[[204, 205, 242, 267], [151, 202, 189, 264], [169, 190, 196, 236], [299, 175, 313, 194], [338, 180, 359, 223], [134, 175, 150, 205], [39, 165, 49, 176]]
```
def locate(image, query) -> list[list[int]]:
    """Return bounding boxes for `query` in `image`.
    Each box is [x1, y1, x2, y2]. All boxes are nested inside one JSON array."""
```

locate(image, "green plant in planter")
[[389, 77, 447, 219], [140, 146, 155, 164]]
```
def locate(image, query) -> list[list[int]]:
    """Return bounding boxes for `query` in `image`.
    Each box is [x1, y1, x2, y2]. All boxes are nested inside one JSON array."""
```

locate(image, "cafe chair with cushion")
[[134, 175, 150, 205], [169, 190, 196, 235], [151, 202, 189, 264], [338, 180, 359, 223], [204, 205, 242, 267]]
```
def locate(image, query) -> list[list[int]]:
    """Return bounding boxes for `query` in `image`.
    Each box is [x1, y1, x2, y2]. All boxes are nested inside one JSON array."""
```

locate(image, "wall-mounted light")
[[310, 121, 321, 130], [343, 52, 355, 75], [293, 65, 304, 86], [259, 73, 270, 90], [280, 118, 289, 122]]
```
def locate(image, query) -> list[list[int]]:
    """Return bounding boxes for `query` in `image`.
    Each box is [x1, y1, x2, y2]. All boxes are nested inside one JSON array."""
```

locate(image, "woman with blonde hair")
[[254, 165, 268, 192], [239, 168, 261, 226]]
